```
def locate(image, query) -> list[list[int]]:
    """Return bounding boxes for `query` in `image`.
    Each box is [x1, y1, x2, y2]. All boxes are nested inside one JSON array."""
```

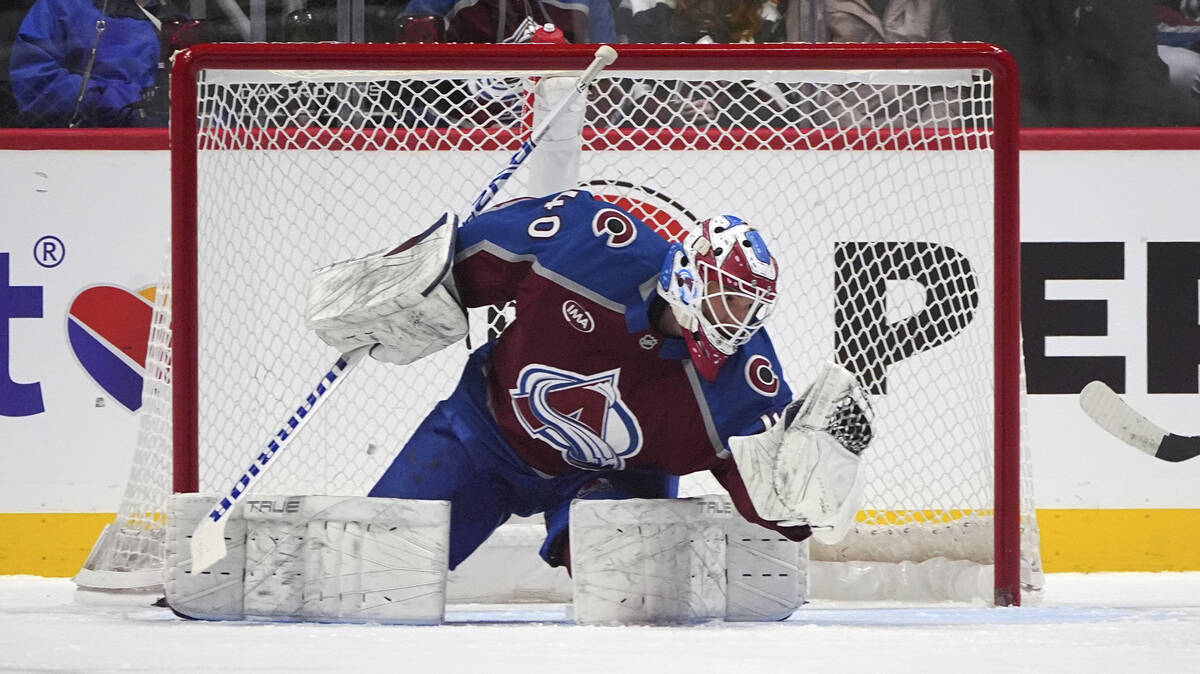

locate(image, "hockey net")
[[76, 43, 1041, 605]]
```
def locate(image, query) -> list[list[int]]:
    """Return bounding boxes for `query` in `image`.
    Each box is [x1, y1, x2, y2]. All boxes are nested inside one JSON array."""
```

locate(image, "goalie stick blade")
[[1078, 380, 1200, 462], [189, 519, 227, 574], [187, 347, 370, 574]]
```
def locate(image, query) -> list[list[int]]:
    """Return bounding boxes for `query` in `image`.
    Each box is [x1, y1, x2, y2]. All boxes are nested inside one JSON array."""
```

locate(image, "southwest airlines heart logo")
[[66, 285, 155, 412]]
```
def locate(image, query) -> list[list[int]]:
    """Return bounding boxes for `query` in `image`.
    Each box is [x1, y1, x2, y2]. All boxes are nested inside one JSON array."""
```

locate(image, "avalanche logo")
[[591, 208, 637, 248], [66, 284, 156, 411], [745, 355, 780, 397], [510, 364, 643, 470], [587, 182, 692, 242]]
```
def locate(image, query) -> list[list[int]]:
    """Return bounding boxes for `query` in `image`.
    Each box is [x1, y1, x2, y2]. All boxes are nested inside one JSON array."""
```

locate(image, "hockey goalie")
[[304, 190, 873, 621]]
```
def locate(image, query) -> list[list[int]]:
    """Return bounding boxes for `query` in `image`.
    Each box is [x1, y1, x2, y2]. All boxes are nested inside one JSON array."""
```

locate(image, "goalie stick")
[[467, 46, 617, 221], [189, 45, 620, 574], [1078, 380, 1200, 463], [188, 347, 367, 572]]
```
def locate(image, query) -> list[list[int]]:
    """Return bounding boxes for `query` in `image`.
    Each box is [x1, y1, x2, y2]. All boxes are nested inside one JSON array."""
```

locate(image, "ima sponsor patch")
[[744, 354, 780, 397], [562, 299, 594, 333]]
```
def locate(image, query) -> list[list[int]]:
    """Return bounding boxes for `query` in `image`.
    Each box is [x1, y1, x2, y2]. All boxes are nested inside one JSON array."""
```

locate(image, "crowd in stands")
[[1, 0, 1198, 128]]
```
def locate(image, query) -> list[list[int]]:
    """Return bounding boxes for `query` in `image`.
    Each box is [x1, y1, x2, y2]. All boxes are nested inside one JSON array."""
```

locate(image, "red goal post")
[[78, 42, 1034, 606]]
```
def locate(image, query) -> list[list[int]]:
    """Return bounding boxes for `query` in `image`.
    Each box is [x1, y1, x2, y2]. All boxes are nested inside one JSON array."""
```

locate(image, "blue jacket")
[[9, 0, 184, 126]]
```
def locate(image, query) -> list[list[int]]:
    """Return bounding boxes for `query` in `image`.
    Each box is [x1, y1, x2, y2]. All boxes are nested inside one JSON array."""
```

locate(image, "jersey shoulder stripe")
[[457, 190, 669, 302]]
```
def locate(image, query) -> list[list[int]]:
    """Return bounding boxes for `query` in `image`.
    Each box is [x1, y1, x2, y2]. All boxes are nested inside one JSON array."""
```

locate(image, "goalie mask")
[[657, 215, 779, 381]]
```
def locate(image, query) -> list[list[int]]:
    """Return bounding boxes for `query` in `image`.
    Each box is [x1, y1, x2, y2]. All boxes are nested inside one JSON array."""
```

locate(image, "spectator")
[[282, 0, 411, 43], [614, 0, 784, 44], [826, 0, 952, 43], [9, 0, 187, 127], [1, 2, 39, 126], [598, 1, 786, 129], [399, 0, 617, 43], [952, 1, 1182, 127], [821, 1, 957, 127], [1155, 0, 1200, 123]]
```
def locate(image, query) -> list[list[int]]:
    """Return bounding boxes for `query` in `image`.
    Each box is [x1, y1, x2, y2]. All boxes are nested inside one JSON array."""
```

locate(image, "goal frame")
[[168, 42, 1023, 605]]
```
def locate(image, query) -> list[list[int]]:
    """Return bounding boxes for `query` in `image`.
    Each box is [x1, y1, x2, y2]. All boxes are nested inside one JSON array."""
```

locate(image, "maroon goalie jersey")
[[452, 190, 809, 539]]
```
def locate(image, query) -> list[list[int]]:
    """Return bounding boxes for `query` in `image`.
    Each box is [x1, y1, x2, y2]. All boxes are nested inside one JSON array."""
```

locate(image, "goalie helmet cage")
[[76, 42, 1038, 607]]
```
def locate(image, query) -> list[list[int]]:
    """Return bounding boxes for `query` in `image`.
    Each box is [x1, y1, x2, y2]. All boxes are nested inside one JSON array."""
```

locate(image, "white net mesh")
[[76, 249, 173, 590], [78, 44, 1040, 603]]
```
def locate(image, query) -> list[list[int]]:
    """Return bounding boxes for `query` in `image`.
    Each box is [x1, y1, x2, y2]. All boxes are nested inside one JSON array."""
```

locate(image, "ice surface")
[[2, 573, 1200, 673]]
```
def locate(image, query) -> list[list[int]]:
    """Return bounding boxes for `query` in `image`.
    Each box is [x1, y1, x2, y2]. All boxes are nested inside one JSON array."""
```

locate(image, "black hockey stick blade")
[[1078, 380, 1200, 462]]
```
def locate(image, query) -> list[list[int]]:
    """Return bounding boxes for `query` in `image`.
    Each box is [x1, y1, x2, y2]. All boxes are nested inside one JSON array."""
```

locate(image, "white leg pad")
[[569, 496, 808, 624], [166, 494, 450, 624], [166, 495, 248, 620], [725, 516, 808, 621], [570, 497, 730, 625]]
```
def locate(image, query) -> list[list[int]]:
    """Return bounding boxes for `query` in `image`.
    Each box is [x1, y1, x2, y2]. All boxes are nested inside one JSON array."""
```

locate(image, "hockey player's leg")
[[538, 470, 678, 568], [566, 494, 809, 625], [370, 401, 515, 569], [163, 376, 520, 623], [542, 471, 806, 624], [568, 495, 729, 624]]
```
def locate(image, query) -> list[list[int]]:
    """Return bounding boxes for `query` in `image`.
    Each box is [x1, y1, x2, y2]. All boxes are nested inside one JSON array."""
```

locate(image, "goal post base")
[[810, 558, 1044, 604]]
